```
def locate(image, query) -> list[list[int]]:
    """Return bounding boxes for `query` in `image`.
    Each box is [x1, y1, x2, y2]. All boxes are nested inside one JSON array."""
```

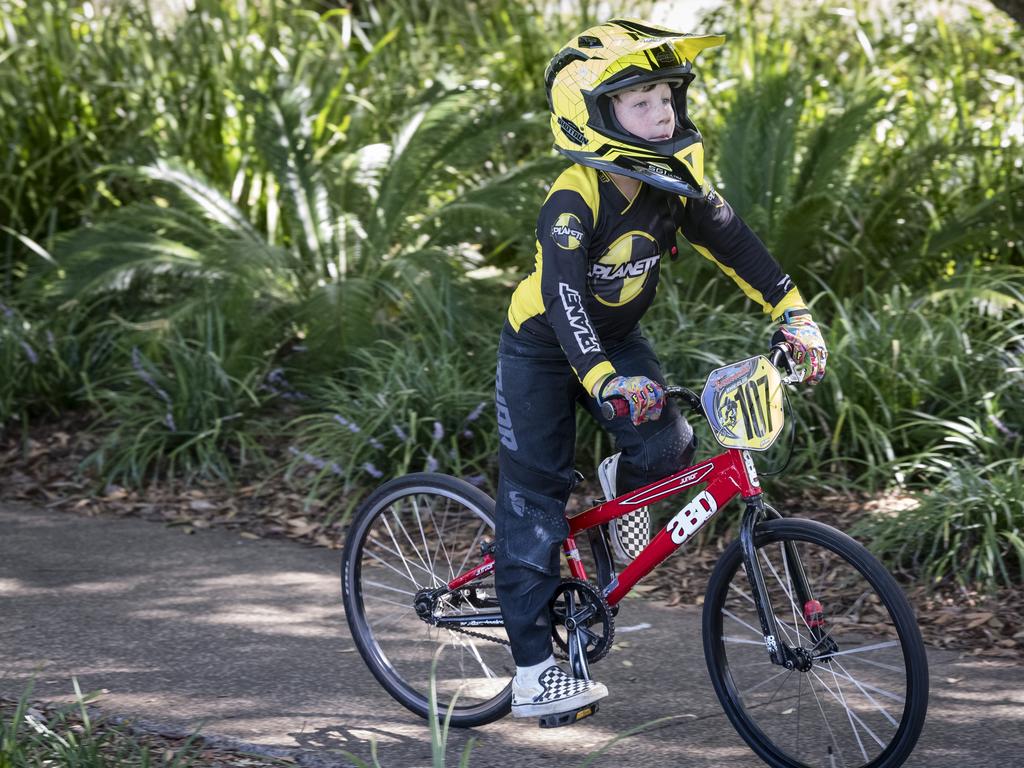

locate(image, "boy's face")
[[611, 82, 676, 141]]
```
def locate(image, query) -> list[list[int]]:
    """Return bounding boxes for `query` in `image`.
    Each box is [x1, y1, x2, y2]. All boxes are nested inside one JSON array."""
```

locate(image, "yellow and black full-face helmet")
[[545, 18, 724, 198]]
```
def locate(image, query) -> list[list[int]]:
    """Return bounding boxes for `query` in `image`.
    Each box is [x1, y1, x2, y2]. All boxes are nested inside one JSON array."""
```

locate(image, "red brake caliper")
[[803, 599, 825, 628]]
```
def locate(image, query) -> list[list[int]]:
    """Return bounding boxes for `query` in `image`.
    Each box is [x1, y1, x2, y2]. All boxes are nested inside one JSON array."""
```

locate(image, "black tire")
[[702, 518, 929, 768], [341, 473, 513, 728]]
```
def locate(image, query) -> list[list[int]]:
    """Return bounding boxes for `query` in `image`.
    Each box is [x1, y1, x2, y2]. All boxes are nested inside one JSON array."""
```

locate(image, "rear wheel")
[[341, 473, 513, 728], [702, 518, 929, 768]]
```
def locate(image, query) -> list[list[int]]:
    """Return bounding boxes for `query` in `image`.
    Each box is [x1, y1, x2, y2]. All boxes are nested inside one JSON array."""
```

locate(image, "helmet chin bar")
[[555, 148, 705, 199]]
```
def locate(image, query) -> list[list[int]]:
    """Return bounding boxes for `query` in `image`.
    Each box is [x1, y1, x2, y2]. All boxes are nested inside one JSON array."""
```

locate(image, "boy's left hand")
[[772, 311, 828, 385]]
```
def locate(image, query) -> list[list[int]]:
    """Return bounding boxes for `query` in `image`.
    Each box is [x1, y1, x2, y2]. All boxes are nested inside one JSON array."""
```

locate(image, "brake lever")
[[769, 343, 803, 385]]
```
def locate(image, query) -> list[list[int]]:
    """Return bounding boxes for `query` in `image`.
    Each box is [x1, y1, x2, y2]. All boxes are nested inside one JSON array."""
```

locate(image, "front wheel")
[[702, 518, 929, 768], [341, 473, 514, 728]]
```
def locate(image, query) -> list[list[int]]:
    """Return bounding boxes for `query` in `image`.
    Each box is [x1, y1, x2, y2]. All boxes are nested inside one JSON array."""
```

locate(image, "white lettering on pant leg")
[[665, 490, 718, 545], [495, 361, 518, 451]]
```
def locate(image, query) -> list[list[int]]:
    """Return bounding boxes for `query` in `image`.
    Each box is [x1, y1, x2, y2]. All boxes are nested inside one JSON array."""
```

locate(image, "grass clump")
[[0, 680, 201, 768]]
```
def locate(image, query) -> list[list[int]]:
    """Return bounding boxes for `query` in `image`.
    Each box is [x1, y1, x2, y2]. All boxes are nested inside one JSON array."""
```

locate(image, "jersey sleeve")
[[675, 187, 806, 320], [537, 189, 616, 396]]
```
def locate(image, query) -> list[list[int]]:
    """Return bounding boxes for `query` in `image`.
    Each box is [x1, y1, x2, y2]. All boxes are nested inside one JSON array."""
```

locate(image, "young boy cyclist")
[[493, 18, 828, 721]]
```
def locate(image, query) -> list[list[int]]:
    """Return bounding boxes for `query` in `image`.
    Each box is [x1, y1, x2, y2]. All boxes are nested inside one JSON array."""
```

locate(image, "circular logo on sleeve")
[[551, 213, 585, 250]]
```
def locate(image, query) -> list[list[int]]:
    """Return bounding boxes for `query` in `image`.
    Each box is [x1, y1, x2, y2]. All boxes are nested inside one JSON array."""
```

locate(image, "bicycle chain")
[[444, 622, 574, 660], [438, 579, 612, 662]]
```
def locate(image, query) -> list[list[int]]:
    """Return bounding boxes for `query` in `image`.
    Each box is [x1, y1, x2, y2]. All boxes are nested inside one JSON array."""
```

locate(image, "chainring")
[[550, 578, 615, 664]]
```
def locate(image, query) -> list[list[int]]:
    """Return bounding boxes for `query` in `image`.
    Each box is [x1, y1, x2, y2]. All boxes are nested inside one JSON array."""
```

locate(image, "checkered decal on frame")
[[610, 507, 651, 560]]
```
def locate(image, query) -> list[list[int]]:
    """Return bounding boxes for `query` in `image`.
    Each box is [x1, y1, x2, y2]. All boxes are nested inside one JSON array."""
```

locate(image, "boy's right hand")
[[597, 374, 665, 425]]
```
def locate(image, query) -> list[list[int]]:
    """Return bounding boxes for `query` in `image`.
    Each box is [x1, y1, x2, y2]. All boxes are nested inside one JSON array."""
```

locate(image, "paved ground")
[[2, 501, 1023, 767]]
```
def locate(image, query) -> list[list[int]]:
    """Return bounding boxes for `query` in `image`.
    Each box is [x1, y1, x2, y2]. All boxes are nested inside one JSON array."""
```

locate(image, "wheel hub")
[[791, 646, 815, 673]]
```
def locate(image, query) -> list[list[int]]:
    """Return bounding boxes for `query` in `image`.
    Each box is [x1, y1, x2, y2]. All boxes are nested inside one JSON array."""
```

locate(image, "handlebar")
[[599, 343, 802, 421]]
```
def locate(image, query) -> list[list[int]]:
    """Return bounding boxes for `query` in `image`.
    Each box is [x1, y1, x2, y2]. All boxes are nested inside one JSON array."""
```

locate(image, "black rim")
[[343, 475, 513, 721], [704, 520, 927, 768]]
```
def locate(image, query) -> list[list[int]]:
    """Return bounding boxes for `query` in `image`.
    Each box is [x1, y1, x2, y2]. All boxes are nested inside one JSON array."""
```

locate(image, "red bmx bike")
[[341, 346, 929, 768]]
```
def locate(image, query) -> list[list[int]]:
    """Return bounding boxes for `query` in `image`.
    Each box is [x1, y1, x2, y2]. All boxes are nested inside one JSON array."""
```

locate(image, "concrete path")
[[1, 501, 1022, 767]]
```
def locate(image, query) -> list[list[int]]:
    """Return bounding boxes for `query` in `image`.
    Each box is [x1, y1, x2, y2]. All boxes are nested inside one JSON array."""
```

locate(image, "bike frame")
[[444, 444, 817, 668]]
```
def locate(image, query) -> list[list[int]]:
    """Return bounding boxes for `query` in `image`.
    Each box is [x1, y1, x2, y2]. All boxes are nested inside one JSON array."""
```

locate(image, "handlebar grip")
[[600, 397, 630, 421]]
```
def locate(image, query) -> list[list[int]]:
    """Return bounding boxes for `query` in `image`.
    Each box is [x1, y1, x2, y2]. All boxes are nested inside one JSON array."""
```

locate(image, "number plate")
[[700, 356, 785, 451]]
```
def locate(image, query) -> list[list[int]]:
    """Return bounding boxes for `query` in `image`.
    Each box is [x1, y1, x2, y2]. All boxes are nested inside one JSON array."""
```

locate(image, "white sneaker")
[[598, 453, 651, 564], [511, 664, 609, 718]]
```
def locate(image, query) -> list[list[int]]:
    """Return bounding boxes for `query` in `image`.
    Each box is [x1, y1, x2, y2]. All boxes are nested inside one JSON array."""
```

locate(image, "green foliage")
[[82, 314, 268, 486], [1, 0, 1023, 589], [287, 336, 497, 522], [0, 679, 200, 767], [854, 460, 1024, 589], [0, 303, 121, 434]]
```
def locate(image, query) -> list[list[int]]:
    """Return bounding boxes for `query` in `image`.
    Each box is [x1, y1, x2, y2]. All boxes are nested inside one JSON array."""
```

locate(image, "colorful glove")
[[598, 374, 665, 425], [772, 309, 828, 385]]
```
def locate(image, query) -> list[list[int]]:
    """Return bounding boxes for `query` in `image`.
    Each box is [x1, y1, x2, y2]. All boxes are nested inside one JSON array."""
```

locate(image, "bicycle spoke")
[[724, 635, 767, 647], [433, 496, 458, 581], [827, 660, 905, 703], [828, 659, 902, 722], [380, 514, 421, 586], [410, 494, 438, 582], [781, 542, 804, 647], [363, 579, 418, 597], [362, 594, 416, 611], [722, 608, 764, 638], [708, 519, 924, 768], [362, 545, 432, 585], [811, 668, 886, 758], [347, 479, 512, 722], [742, 667, 791, 695], [806, 671, 848, 767], [457, 519, 489, 578], [817, 640, 900, 660], [828, 653, 906, 674], [390, 507, 437, 585]]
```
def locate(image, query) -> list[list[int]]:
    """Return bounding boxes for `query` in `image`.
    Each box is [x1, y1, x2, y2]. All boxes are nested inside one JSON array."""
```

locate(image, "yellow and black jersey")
[[505, 164, 806, 395]]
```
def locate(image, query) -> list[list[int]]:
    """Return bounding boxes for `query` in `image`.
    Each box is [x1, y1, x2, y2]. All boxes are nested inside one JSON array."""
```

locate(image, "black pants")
[[493, 325, 695, 666]]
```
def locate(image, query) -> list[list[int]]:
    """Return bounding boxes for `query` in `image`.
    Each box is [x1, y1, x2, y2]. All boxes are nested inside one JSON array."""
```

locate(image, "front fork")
[[740, 497, 827, 669]]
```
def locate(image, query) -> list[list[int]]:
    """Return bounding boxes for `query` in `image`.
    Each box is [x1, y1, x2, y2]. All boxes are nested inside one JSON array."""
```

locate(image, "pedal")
[[538, 702, 599, 728]]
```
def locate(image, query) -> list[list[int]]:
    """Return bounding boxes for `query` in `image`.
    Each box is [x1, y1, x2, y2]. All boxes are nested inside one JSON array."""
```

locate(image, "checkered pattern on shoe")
[[532, 666, 598, 703], [609, 507, 651, 561]]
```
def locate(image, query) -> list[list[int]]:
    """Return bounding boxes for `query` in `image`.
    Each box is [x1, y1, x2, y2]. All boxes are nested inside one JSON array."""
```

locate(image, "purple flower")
[[334, 414, 361, 433], [989, 414, 1022, 440], [465, 401, 487, 423], [362, 462, 383, 479], [263, 368, 307, 400], [368, 437, 384, 451], [393, 424, 409, 442], [289, 446, 344, 476], [131, 346, 176, 431], [0, 302, 13, 319], [462, 429, 474, 440], [19, 341, 38, 365], [467, 474, 486, 487], [425, 455, 438, 473], [432, 421, 444, 441], [45, 330, 56, 350], [131, 347, 172, 405]]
